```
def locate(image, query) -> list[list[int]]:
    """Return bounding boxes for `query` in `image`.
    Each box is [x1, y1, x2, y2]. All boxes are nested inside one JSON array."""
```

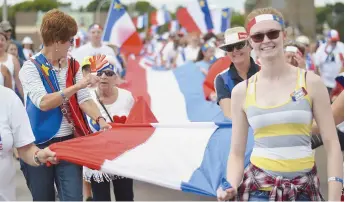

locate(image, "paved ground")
[[16, 147, 331, 201]]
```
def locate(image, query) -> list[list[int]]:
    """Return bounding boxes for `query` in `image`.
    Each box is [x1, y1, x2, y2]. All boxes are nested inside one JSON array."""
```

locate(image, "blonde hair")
[[245, 7, 285, 30]]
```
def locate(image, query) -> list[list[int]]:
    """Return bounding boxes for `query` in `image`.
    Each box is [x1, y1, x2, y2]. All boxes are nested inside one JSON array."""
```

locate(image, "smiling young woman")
[[217, 7, 343, 202]]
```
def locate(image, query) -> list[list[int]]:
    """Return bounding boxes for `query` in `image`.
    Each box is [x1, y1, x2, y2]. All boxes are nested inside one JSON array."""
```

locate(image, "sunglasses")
[[226, 41, 247, 52], [69, 38, 74, 44], [97, 71, 115, 77], [250, 30, 281, 43]]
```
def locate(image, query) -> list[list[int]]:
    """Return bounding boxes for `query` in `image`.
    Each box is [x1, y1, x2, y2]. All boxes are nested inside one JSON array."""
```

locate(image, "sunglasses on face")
[[69, 38, 74, 44], [226, 41, 247, 52], [97, 71, 115, 77], [250, 30, 281, 43]]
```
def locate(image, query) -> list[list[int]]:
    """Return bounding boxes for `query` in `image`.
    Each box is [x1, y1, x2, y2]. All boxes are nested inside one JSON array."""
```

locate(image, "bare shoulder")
[[306, 71, 324, 88], [231, 80, 248, 101], [305, 71, 327, 97]]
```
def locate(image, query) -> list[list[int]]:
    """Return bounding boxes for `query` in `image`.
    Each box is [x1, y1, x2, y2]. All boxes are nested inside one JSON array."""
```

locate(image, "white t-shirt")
[[315, 42, 344, 88], [71, 42, 116, 64], [88, 87, 134, 131], [184, 45, 200, 61], [23, 48, 34, 61], [0, 86, 35, 201]]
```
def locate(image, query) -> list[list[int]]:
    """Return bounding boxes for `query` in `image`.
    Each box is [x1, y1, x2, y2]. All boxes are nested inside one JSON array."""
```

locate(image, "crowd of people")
[[0, 5, 343, 202]]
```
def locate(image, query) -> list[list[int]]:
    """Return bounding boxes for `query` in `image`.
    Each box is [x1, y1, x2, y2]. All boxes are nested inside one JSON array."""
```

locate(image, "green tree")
[[134, 1, 156, 15], [231, 12, 245, 27], [11, 0, 58, 12], [86, 0, 111, 12], [316, 2, 344, 42]]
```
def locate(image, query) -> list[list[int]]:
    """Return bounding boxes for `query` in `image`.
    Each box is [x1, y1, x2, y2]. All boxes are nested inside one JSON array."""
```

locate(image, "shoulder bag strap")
[[95, 90, 114, 122]]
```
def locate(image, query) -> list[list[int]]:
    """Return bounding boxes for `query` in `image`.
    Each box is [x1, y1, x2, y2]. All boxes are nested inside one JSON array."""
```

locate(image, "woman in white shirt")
[[0, 29, 23, 97], [22, 36, 34, 61], [0, 86, 56, 201], [83, 55, 135, 201]]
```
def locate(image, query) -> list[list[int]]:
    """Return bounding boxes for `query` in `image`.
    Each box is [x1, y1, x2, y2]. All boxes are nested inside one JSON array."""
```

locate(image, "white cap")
[[22, 36, 33, 44], [296, 35, 310, 46], [327, 29, 340, 41]]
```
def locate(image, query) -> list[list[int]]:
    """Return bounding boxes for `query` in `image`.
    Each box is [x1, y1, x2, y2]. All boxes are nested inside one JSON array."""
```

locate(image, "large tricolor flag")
[[176, 0, 214, 34], [103, 0, 143, 55], [50, 57, 254, 196], [211, 8, 231, 34]]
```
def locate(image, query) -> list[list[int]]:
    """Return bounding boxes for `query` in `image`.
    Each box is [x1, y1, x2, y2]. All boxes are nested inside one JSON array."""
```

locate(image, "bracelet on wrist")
[[59, 90, 68, 102], [33, 150, 42, 166], [96, 116, 106, 124], [328, 177, 344, 184]]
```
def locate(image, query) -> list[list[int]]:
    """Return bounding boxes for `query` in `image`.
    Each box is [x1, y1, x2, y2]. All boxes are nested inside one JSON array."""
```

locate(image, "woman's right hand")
[[216, 186, 237, 201], [77, 74, 100, 89]]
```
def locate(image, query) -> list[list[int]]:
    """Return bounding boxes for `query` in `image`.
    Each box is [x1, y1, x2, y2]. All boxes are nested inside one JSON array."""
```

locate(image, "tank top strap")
[[295, 68, 312, 106], [296, 68, 306, 89], [245, 73, 258, 109]]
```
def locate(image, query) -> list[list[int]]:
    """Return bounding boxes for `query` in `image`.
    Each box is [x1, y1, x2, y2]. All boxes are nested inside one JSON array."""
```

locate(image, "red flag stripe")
[[176, 8, 200, 34]]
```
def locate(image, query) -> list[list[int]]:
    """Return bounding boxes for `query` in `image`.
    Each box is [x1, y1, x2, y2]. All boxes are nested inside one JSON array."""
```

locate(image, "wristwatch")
[[96, 116, 106, 124]]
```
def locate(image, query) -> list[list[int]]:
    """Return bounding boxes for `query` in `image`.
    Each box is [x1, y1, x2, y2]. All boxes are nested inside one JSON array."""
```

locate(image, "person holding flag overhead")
[[82, 54, 135, 201], [217, 7, 343, 201], [19, 10, 111, 201], [72, 23, 116, 64], [215, 27, 259, 118]]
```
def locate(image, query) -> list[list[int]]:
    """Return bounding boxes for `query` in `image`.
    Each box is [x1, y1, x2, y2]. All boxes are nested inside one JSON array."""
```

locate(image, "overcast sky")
[[2, 0, 344, 13]]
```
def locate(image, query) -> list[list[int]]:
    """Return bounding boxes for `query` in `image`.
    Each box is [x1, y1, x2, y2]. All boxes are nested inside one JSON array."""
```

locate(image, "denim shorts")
[[248, 190, 311, 201]]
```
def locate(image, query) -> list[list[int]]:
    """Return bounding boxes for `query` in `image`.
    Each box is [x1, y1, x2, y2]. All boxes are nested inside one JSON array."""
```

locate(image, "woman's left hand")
[[37, 147, 58, 164], [99, 119, 112, 131]]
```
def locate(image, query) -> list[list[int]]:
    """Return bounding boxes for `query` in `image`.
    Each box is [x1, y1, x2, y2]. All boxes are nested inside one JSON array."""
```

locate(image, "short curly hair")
[[245, 7, 285, 31], [40, 9, 77, 46]]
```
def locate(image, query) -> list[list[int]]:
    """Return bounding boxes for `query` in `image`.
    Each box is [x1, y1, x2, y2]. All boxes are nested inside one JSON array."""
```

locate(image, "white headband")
[[285, 46, 302, 56]]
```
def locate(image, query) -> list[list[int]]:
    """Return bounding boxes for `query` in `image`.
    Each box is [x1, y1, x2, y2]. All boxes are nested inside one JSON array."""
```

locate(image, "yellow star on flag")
[[41, 64, 50, 76], [114, 3, 122, 10], [222, 11, 228, 18], [199, 0, 205, 7]]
